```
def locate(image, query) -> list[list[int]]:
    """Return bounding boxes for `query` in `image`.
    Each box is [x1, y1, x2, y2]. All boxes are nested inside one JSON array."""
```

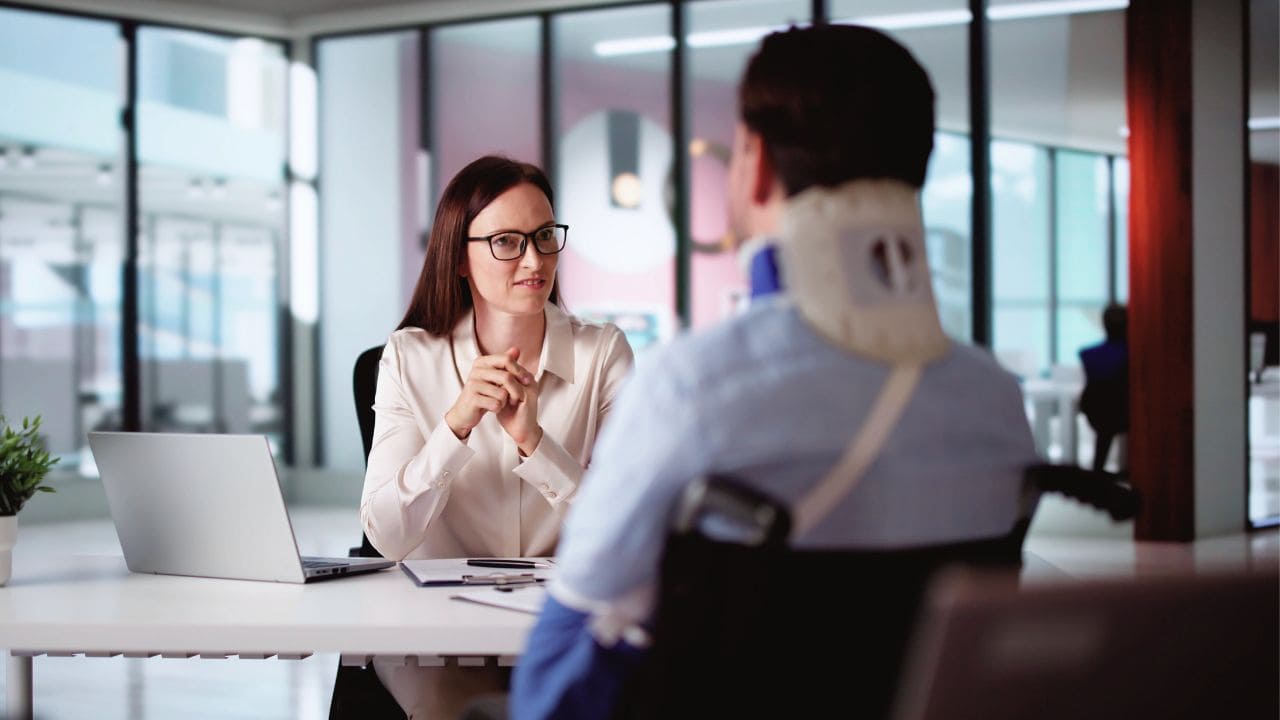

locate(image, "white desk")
[[1022, 377, 1084, 465], [0, 552, 536, 719]]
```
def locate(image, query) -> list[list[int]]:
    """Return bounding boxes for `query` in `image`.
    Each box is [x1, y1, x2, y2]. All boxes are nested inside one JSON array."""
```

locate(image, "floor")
[[2, 508, 1276, 720]]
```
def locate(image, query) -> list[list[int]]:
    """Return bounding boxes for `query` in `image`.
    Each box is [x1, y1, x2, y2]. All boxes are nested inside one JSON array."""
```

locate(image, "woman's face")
[[463, 182, 558, 319]]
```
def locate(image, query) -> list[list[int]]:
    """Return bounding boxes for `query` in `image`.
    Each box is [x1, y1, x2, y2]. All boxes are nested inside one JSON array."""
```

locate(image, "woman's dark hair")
[[739, 24, 935, 195], [398, 155, 558, 336]]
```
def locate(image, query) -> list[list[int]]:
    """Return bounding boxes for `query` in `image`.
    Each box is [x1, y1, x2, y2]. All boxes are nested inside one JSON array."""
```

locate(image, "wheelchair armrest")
[[1025, 463, 1140, 521]]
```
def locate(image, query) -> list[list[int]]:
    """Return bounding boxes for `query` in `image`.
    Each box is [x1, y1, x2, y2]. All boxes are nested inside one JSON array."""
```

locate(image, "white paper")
[[451, 585, 548, 615], [399, 558, 556, 586]]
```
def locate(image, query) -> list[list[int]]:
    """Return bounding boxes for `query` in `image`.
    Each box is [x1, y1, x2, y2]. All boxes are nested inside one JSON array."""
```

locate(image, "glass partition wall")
[[137, 29, 288, 450], [0, 8, 125, 470], [0, 6, 290, 475]]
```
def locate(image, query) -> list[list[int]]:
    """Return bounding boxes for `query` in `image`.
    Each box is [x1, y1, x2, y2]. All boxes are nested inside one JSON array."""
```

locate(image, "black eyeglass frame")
[[466, 223, 569, 261]]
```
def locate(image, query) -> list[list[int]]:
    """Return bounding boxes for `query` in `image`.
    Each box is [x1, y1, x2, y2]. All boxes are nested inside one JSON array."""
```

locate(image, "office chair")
[[328, 344, 406, 720], [615, 464, 1139, 720]]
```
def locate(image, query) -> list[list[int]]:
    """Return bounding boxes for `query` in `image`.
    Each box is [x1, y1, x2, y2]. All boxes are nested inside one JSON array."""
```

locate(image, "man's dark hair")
[[739, 24, 935, 196], [1103, 304, 1128, 342]]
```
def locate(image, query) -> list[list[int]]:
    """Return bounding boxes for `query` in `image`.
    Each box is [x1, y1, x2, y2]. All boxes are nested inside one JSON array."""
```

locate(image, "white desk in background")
[[1021, 377, 1084, 465], [0, 548, 535, 719]]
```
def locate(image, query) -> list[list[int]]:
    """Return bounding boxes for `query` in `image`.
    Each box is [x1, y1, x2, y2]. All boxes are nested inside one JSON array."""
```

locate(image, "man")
[[1079, 304, 1129, 470], [511, 24, 1038, 719]]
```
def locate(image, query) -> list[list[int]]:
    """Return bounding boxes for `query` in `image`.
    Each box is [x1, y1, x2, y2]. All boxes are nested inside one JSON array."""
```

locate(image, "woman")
[[361, 156, 634, 718]]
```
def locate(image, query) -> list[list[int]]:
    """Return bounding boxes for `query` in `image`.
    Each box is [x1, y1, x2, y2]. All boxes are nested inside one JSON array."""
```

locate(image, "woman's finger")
[[471, 367, 525, 399], [476, 354, 534, 384], [470, 381, 509, 407]]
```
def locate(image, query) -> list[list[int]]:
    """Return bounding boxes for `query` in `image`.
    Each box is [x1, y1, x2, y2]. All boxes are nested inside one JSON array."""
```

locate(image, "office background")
[[0, 0, 1276, 529]]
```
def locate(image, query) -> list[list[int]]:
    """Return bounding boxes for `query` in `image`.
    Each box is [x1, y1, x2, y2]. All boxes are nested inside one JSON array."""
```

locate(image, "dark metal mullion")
[[812, 0, 828, 24], [122, 21, 141, 433], [1106, 154, 1117, 304], [278, 37, 294, 464], [309, 35, 325, 465], [1047, 148, 1058, 367], [70, 204, 85, 447], [671, 0, 689, 329], [541, 14, 555, 188], [1241, 0, 1258, 529], [968, 0, 991, 347]]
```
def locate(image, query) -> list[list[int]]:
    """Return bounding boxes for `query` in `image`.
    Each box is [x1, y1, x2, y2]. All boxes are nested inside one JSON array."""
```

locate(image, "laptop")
[[88, 432, 394, 583], [892, 568, 1279, 720]]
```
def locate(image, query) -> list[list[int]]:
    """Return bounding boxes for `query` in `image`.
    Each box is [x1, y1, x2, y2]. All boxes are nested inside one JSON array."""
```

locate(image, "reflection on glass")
[[316, 31, 421, 472], [432, 18, 541, 207], [991, 140, 1050, 377], [685, 0, 809, 330], [1113, 156, 1129, 303], [136, 28, 286, 450], [833, 0, 972, 340], [0, 7, 123, 469], [1055, 151, 1109, 365], [553, 5, 675, 350]]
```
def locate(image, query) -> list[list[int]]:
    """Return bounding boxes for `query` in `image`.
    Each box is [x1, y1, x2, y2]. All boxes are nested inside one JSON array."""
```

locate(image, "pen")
[[466, 559, 552, 570]]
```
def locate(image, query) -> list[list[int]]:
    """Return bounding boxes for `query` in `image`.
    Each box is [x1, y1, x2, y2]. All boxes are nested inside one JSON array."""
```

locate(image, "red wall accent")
[[1251, 163, 1279, 323], [1126, 0, 1196, 541]]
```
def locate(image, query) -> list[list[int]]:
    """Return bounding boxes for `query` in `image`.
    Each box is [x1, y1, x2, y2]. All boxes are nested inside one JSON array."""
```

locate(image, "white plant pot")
[[0, 515, 15, 586]]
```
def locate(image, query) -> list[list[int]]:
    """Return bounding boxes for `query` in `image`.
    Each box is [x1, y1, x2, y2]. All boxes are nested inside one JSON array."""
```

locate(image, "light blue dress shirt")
[[555, 295, 1040, 607]]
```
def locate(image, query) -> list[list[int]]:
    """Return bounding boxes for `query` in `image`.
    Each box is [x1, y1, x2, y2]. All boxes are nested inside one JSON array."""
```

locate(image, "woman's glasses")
[[467, 224, 568, 261]]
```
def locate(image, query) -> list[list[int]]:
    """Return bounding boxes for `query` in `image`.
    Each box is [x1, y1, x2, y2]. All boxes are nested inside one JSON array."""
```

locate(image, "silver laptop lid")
[[89, 432, 307, 583]]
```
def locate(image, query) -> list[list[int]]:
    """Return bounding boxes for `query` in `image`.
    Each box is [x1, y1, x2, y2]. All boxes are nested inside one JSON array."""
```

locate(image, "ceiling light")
[[594, 35, 674, 57], [854, 9, 972, 31], [96, 164, 112, 186], [1249, 116, 1280, 131], [1118, 126, 1130, 138], [611, 172, 643, 209], [594, 0, 1129, 57], [987, 0, 1128, 21], [18, 146, 36, 169], [687, 25, 784, 49]]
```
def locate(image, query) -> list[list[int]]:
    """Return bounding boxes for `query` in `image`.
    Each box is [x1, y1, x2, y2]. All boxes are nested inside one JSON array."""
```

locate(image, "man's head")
[[1102, 304, 1128, 342], [727, 24, 936, 242]]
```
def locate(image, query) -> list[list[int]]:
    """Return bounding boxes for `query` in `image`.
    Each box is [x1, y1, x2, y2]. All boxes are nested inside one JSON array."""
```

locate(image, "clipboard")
[[399, 558, 555, 587]]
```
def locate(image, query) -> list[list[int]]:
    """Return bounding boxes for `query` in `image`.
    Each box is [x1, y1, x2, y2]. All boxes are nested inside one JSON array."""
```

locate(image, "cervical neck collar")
[[778, 179, 950, 365]]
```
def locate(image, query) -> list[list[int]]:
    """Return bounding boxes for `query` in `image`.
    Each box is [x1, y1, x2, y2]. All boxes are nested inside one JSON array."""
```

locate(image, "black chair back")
[[353, 345, 383, 463], [329, 343, 405, 720], [619, 465, 1139, 720]]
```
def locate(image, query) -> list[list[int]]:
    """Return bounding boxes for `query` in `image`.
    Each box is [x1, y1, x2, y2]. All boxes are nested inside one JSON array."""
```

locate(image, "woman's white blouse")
[[360, 304, 634, 561]]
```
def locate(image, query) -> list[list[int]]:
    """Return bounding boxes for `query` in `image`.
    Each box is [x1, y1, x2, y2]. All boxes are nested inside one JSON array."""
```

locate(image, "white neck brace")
[[778, 179, 950, 365]]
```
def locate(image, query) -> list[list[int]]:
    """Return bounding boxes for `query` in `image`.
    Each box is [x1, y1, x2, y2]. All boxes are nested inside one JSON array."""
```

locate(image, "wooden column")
[[1126, 0, 1248, 540]]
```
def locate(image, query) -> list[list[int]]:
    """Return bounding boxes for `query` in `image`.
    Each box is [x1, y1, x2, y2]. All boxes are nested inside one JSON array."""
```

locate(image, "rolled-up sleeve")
[[360, 339, 476, 561]]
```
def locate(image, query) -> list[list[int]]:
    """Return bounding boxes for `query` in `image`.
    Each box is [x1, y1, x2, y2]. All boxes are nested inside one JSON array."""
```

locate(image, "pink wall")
[[403, 38, 752, 336]]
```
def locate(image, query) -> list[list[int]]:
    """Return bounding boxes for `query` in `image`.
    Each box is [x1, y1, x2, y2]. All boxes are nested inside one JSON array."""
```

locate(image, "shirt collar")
[[451, 304, 575, 384], [540, 303, 575, 384]]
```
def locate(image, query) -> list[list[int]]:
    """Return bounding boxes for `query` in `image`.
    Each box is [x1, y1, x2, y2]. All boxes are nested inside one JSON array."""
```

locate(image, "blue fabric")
[[748, 244, 782, 299], [1079, 340, 1127, 384], [509, 595, 645, 720]]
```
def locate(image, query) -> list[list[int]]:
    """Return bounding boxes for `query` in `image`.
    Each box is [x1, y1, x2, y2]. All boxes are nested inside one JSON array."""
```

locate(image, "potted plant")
[[0, 416, 58, 586]]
